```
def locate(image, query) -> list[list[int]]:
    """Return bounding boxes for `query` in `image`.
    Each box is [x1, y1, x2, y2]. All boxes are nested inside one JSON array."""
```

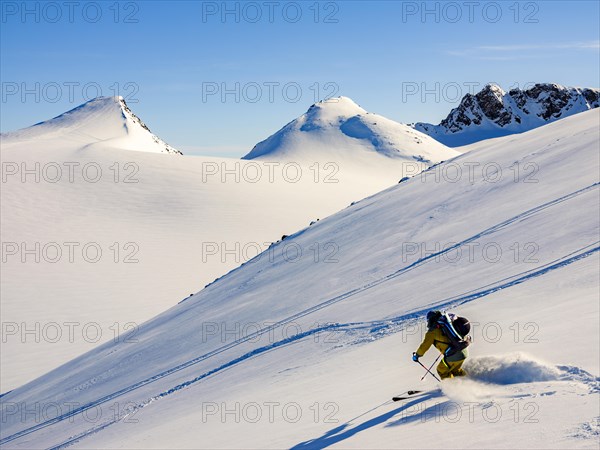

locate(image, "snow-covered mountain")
[[2, 109, 597, 449], [1, 97, 441, 392], [414, 83, 600, 147], [1, 96, 182, 155], [244, 96, 459, 169]]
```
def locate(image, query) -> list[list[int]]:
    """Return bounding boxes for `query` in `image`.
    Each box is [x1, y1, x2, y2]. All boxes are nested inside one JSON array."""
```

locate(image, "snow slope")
[[414, 83, 600, 147], [1, 97, 446, 392], [244, 96, 459, 171], [1, 109, 597, 449]]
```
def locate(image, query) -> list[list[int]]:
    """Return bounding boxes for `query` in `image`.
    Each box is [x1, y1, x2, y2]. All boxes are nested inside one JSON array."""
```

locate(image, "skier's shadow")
[[291, 391, 443, 450]]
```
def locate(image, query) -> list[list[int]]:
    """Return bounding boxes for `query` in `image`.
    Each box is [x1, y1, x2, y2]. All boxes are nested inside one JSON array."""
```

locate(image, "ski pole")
[[420, 354, 441, 381], [415, 359, 441, 382]]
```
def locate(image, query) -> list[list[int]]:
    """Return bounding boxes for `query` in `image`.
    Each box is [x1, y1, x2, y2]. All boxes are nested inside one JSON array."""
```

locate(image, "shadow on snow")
[[291, 391, 443, 450]]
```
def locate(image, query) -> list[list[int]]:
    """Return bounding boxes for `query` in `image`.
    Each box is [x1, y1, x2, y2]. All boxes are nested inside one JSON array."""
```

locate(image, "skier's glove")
[[412, 352, 419, 362]]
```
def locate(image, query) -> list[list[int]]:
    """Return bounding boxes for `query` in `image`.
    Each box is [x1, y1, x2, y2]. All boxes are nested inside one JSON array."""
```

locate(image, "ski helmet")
[[426, 310, 441, 329]]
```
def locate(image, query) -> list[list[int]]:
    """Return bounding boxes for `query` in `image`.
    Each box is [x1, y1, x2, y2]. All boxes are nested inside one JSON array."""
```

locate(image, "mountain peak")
[[478, 83, 506, 104], [482, 82, 505, 93], [414, 83, 600, 146], [2, 96, 182, 155], [300, 96, 367, 131], [243, 97, 458, 166], [311, 96, 364, 111]]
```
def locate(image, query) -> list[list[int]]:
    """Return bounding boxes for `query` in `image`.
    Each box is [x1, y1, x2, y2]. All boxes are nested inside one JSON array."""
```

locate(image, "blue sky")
[[2, 0, 599, 156]]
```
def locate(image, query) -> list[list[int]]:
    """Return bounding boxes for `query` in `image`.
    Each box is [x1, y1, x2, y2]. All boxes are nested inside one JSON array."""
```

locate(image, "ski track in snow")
[[2, 182, 599, 448]]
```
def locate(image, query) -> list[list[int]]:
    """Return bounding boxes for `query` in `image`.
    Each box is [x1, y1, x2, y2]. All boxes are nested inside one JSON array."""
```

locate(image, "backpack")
[[430, 311, 471, 357]]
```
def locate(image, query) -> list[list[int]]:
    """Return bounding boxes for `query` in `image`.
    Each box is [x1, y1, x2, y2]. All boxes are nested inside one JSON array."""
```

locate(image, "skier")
[[412, 310, 470, 380]]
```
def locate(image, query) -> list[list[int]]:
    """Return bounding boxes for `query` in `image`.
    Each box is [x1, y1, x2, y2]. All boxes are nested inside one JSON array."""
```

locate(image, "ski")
[[392, 390, 424, 401]]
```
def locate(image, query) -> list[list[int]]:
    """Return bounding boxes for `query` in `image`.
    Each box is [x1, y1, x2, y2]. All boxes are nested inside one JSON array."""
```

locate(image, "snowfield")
[[0, 97, 454, 391], [0, 104, 598, 448]]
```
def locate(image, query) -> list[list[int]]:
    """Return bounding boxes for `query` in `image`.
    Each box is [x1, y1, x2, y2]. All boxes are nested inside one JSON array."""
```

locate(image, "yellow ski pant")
[[437, 357, 467, 379]]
